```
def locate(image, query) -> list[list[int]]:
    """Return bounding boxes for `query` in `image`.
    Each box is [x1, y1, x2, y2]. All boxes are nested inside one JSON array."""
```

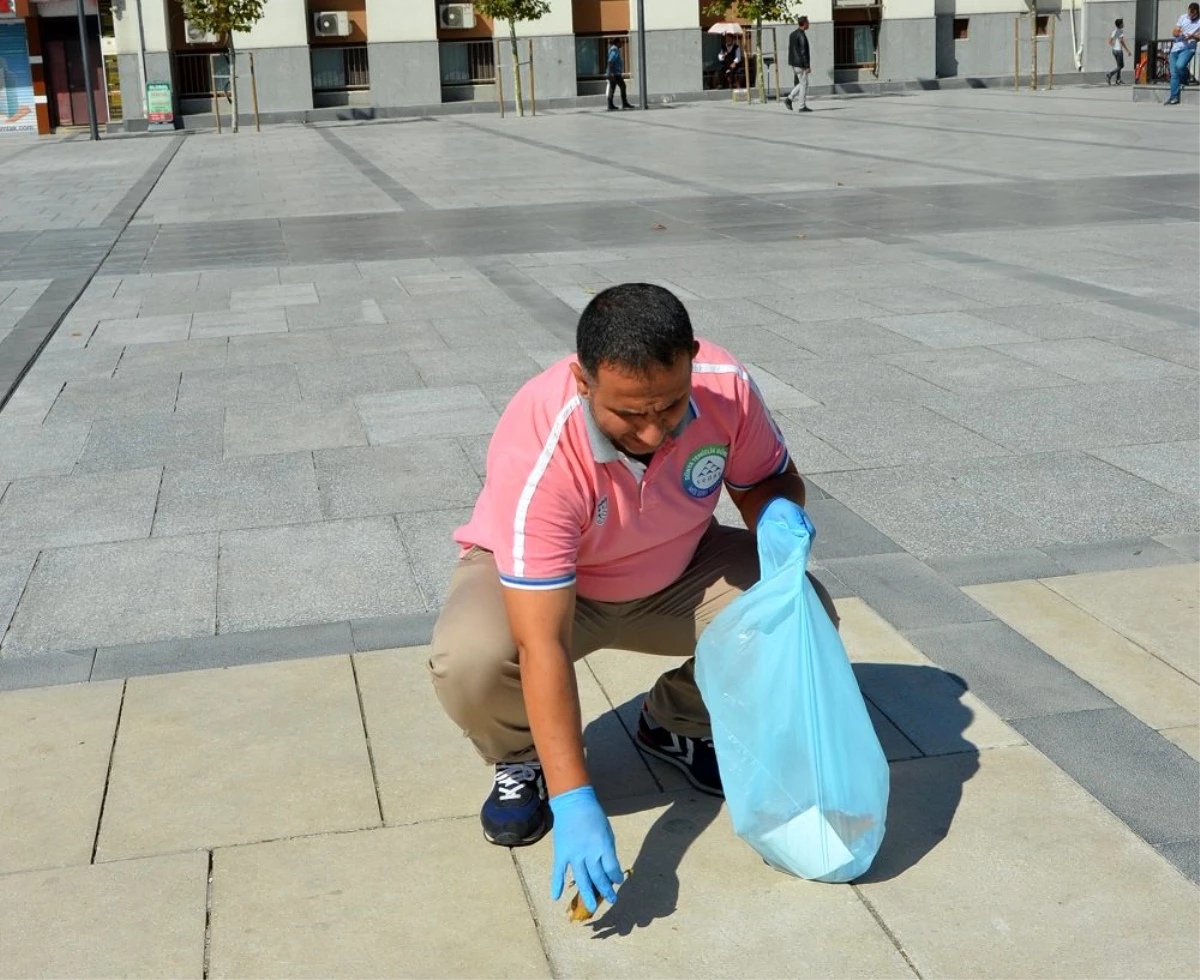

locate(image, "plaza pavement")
[[0, 86, 1196, 978]]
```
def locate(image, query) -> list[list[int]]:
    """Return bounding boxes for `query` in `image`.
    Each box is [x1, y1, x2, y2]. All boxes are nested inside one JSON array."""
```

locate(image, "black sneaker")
[[480, 761, 549, 846], [784, 96, 793, 110], [799, 105, 813, 113], [636, 705, 723, 796]]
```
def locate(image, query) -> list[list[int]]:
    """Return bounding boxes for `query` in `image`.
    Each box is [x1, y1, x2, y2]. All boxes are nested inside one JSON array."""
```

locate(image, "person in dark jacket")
[[784, 17, 813, 112], [606, 40, 633, 111]]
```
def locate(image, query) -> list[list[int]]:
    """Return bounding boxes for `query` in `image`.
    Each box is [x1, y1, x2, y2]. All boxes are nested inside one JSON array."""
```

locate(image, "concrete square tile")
[[296, 352, 423, 400], [1040, 564, 1200, 682], [0, 467, 160, 552], [315, 441, 481, 519], [410, 346, 541, 387], [224, 398, 366, 458], [208, 822, 550, 979], [75, 411, 223, 473], [46, 375, 179, 422], [190, 308, 289, 339], [393, 507, 472, 610], [176, 364, 302, 412], [1160, 725, 1199, 762], [1, 534, 217, 658], [822, 553, 993, 630], [229, 282, 319, 311], [771, 414, 861, 473], [869, 311, 1036, 348], [0, 680, 123, 874], [1089, 440, 1199, 499], [97, 657, 378, 860], [0, 648, 95, 691], [1039, 536, 1193, 574], [744, 362, 819, 411], [858, 747, 1200, 979], [0, 853, 207, 980], [218, 518, 424, 633], [1112, 327, 1200, 370], [1158, 532, 1200, 561], [90, 314, 192, 346], [765, 317, 925, 356], [19, 346, 122, 384], [357, 386, 499, 443], [0, 422, 90, 481], [0, 378, 63, 425], [966, 579, 1198, 730], [225, 330, 337, 368], [881, 346, 1073, 391], [112, 337, 229, 378], [972, 302, 1159, 341], [326, 321, 448, 356], [994, 337, 1197, 383], [850, 285, 980, 315], [155, 452, 321, 536], [802, 499, 903, 560], [0, 550, 36, 638], [924, 549, 1069, 586], [286, 298, 386, 329], [514, 789, 915, 979]]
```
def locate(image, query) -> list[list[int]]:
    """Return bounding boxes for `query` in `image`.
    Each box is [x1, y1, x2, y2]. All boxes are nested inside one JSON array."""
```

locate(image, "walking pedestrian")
[[1106, 18, 1132, 85], [1167, 2, 1200, 104], [605, 38, 633, 111], [784, 16, 813, 112]]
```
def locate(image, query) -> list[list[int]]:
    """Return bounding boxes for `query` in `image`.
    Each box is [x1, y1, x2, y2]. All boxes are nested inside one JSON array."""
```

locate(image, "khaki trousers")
[[428, 521, 839, 764]]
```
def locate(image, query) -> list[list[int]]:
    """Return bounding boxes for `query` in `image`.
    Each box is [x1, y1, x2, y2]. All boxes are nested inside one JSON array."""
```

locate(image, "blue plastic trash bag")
[[695, 503, 889, 883]]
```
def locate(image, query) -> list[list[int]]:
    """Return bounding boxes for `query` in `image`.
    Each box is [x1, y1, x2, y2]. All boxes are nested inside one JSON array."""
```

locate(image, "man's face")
[[572, 346, 698, 456]]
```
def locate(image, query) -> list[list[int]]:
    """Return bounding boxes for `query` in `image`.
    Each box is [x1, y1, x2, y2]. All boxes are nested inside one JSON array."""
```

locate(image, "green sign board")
[[146, 81, 173, 124]]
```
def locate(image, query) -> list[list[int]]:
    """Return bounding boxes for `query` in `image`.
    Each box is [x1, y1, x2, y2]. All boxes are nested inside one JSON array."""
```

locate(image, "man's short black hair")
[[576, 283, 695, 378], [1115, 17, 1123, 25], [798, 15, 809, 25]]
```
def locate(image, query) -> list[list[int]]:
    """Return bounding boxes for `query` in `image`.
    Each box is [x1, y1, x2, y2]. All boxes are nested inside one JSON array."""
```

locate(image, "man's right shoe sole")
[[482, 816, 549, 847]]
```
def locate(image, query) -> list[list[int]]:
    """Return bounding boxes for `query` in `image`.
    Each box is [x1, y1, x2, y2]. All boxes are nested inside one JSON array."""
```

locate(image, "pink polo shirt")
[[454, 340, 790, 602]]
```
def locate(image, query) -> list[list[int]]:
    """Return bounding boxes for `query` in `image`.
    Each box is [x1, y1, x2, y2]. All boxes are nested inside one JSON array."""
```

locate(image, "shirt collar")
[[580, 396, 699, 463]]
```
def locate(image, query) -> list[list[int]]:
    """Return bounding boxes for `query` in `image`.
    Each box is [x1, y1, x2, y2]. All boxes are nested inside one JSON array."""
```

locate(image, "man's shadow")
[[580, 664, 979, 936]]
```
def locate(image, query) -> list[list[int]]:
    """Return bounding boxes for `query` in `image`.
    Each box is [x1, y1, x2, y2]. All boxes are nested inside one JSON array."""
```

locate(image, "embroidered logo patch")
[[595, 495, 609, 525], [681, 444, 728, 498]]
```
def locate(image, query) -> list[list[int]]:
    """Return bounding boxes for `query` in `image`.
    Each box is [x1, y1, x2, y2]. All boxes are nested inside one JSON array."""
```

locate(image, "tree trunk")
[[509, 25, 523, 117], [756, 22, 766, 103], [228, 34, 240, 133]]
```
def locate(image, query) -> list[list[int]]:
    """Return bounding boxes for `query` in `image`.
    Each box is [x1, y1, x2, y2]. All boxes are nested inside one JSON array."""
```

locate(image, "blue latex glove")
[[549, 785, 623, 913], [758, 496, 815, 540]]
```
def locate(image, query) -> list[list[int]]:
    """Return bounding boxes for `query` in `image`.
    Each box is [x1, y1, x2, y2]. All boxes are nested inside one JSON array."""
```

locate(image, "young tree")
[[705, 0, 800, 104], [180, 0, 267, 132], [472, 0, 551, 117]]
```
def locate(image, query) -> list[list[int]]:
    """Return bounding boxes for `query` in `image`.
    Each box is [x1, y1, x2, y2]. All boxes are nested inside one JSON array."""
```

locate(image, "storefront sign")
[[0, 22, 34, 132], [146, 81, 173, 124]]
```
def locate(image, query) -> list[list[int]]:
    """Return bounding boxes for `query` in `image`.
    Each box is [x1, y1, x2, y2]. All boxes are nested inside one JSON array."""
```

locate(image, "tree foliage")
[[704, 0, 802, 103], [179, 0, 266, 38], [471, 0, 550, 117]]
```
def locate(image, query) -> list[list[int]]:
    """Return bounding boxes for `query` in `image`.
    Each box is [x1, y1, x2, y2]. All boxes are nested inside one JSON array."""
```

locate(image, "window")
[[576, 34, 628, 79], [953, 18, 969, 40], [834, 24, 878, 69], [439, 40, 496, 85], [1036, 15, 1049, 36]]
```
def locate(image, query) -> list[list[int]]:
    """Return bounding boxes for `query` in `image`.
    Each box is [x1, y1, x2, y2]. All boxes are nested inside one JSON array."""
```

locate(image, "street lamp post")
[[636, 0, 648, 108], [75, 0, 100, 140]]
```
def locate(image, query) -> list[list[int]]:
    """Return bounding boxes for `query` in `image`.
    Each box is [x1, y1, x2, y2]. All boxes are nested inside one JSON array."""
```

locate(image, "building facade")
[[103, 0, 1180, 129]]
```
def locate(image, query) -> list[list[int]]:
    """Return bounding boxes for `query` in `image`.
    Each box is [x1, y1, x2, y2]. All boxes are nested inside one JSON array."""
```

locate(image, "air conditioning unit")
[[438, 3, 476, 29], [183, 19, 219, 45], [313, 11, 352, 37]]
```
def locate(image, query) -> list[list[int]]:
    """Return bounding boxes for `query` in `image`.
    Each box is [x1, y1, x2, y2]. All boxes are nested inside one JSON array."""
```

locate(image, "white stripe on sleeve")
[[511, 395, 581, 578]]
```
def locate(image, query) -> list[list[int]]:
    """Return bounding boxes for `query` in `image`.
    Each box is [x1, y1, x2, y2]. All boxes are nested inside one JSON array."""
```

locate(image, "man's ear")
[[691, 341, 701, 359], [570, 361, 591, 397]]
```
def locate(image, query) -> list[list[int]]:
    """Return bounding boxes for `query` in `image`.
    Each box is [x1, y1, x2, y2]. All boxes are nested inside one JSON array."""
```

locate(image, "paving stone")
[[357, 385, 499, 443], [1157, 532, 1200, 561], [0, 649, 95, 691], [924, 549, 1070, 586], [295, 352, 423, 400], [229, 282, 319, 311], [409, 346, 542, 387], [994, 337, 1198, 383], [349, 612, 437, 652], [208, 821, 550, 979], [1, 534, 218, 658], [0, 377, 63, 424], [0, 467, 160, 552], [218, 518, 425, 633], [90, 313, 192, 346], [1089, 440, 1200, 500], [456, 432, 491, 480], [869, 310, 1035, 347], [155, 452, 321, 536], [942, 451, 1199, 545], [326, 321, 448, 356], [744, 362, 820, 412], [0, 421, 90, 480], [111, 337, 229, 378], [92, 622, 355, 681], [1040, 564, 1199, 683], [802, 499, 903, 561], [857, 746, 1200, 978], [19, 346, 122, 384], [1160, 725, 1200, 762], [973, 301, 1162, 341], [96, 657, 378, 861], [46, 375, 179, 422], [0, 680, 123, 874], [822, 553, 994, 631], [315, 441, 481, 520], [190, 308, 288, 339], [223, 398, 366, 458], [905, 618, 1118, 721], [285, 298, 386, 329], [225, 329, 338, 368], [1039, 536, 1194, 574], [514, 789, 914, 978], [0, 550, 37, 639], [0, 853, 207, 980], [881, 346, 1074, 391], [1155, 839, 1199, 886], [176, 364, 302, 412], [838, 597, 1024, 756], [393, 507, 472, 610], [771, 413, 861, 474], [762, 316, 924, 356], [1112, 327, 1200, 369], [74, 410, 223, 473], [966, 579, 1198, 731]]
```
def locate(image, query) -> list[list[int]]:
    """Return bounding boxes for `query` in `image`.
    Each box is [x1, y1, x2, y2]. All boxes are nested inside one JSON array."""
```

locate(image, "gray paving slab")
[[90, 314, 192, 347], [905, 619, 1120, 721], [315, 441, 481, 520], [91, 621, 355, 681], [1039, 536, 1196, 575], [74, 411, 223, 473], [994, 337, 1197, 383], [821, 552, 994, 631], [19, 347, 122, 384], [326, 321, 448, 356], [175, 364, 302, 412], [356, 385, 499, 443], [0, 550, 37, 640], [882, 346, 1074, 391], [924, 549, 1070, 587], [154, 452, 321, 536], [229, 283, 318, 311], [0, 422, 90, 481], [973, 302, 1178, 341], [0, 648, 94, 692], [111, 338, 229, 378], [1088, 440, 1200, 500], [285, 298, 386, 330], [1156, 532, 1200, 561], [0, 377, 61, 424], [393, 507, 473, 610], [769, 355, 950, 406], [295, 352, 423, 400], [1, 534, 217, 657], [409, 346, 543, 387], [771, 413, 862, 474], [225, 331, 338, 369], [1154, 839, 1200, 886], [189, 308, 288, 339], [223, 398, 366, 458], [802, 498, 904, 560], [941, 451, 1198, 544], [456, 432, 491, 480], [217, 518, 426, 633], [1011, 708, 1200, 848], [0, 467, 160, 552], [46, 375, 179, 422], [869, 310, 1037, 348], [349, 612, 439, 653], [1111, 327, 1200, 370], [854, 662, 983, 757]]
